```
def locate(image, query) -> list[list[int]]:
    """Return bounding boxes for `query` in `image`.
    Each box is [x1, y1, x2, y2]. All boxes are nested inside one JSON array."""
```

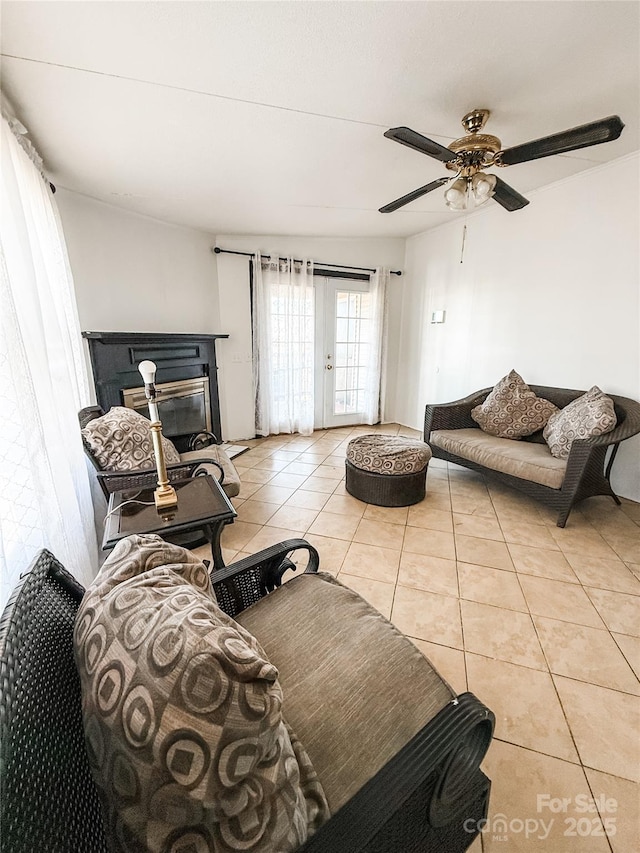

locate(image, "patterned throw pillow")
[[543, 386, 617, 459], [81, 406, 181, 471], [471, 370, 558, 439], [74, 534, 329, 853]]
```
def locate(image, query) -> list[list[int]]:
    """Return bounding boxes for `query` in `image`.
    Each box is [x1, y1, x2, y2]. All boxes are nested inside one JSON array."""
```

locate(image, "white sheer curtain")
[[252, 255, 315, 436], [363, 266, 390, 424], [0, 110, 97, 610]]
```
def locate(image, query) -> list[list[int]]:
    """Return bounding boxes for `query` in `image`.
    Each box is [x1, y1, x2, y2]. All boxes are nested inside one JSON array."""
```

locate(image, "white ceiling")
[[1, 1, 638, 238]]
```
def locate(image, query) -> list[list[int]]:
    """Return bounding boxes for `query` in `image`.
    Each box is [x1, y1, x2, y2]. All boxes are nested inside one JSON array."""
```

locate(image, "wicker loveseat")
[[424, 385, 640, 527], [0, 542, 494, 853]]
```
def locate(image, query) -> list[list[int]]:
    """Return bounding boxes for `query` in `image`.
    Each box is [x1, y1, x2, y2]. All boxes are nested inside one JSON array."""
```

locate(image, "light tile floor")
[[194, 423, 640, 853]]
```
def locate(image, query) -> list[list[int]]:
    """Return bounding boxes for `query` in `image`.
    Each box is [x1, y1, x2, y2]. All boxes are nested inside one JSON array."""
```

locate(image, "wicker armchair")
[[1, 547, 494, 853], [425, 385, 640, 527], [78, 405, 240, 500]]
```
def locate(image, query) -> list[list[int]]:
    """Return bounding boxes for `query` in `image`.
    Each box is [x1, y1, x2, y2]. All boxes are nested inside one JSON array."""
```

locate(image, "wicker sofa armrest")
[[299, 692, 494, 852], [424, 389, 491, 435], [562, 405, 640, 492], [576, 399, 640, 449], [209, 539, 320, 617], [96, 458, 224, 494]]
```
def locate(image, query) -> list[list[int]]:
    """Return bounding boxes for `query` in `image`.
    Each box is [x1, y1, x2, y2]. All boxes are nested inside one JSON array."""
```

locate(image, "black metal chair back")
[[0, 551, 108, 852]]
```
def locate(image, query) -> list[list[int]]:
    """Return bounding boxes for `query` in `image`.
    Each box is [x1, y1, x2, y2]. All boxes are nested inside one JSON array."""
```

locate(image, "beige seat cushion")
[[237, 572, 454, 813], [431, 428, 567, 489], [180, 446, 241, 497]]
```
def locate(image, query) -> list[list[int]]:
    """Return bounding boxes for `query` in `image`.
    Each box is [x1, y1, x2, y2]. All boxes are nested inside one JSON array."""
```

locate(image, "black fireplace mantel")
[[82, 331, 229, 446]]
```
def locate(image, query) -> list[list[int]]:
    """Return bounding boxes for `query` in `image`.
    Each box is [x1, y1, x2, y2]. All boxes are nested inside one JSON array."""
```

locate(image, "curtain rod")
[[212, 247, 402, 276]]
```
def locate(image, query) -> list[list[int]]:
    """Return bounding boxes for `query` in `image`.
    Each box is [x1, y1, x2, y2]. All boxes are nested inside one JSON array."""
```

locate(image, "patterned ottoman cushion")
[[74, 534, 328, 853], [347, 435, 431, 475]]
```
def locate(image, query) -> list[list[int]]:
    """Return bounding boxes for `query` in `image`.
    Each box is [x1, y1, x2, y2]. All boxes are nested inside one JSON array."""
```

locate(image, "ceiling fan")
[[379, 109, 624, 213]]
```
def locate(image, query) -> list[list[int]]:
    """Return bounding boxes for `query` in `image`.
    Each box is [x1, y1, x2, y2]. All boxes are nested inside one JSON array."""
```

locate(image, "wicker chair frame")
[[1, 546, 494, 853], [424, 385, 640, 527]]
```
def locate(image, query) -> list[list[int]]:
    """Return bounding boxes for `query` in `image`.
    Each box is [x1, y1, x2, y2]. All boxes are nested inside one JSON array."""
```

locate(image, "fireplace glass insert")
[[122, 377, 212, 439]]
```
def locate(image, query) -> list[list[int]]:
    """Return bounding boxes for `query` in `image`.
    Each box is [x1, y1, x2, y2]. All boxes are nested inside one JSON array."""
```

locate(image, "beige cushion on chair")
[[236, 572, 455, 814], [180, 447, 241, 498]]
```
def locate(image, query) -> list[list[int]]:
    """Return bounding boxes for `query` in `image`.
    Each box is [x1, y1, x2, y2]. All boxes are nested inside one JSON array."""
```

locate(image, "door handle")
[[326, 364, 333, 370]]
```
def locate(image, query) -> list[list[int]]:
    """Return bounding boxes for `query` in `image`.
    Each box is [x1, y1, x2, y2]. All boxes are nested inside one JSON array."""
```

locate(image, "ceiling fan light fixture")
[[444, 177, 468, 210], [471, 171, 497, 205], [444, 172, 498, 211]]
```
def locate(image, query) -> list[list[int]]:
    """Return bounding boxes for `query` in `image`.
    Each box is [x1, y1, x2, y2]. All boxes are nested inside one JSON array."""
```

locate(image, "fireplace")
[[83, 331, 228, 451]]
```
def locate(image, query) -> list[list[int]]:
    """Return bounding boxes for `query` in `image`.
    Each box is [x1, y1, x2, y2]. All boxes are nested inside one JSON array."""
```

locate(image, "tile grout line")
[[447, 463, 471, 692]]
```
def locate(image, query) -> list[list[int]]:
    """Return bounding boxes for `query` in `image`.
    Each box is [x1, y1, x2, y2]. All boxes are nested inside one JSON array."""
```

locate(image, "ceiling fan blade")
[[499, 115, 624, 166], [379, 177, 450, 213], [492, 177, 530, 211], [384, 127, 458, 163]]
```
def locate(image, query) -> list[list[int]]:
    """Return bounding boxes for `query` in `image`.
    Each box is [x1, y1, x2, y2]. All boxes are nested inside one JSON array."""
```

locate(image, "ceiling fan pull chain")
[[460, 223, 467, 264]]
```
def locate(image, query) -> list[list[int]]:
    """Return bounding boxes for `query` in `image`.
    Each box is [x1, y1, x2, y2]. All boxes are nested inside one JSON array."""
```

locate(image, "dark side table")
[[102, 475, 237, 569]]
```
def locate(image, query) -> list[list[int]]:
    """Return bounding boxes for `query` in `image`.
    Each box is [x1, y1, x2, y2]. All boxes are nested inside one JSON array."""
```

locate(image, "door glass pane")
[[336, 292, 349, 316], [333, 291, 372, 416], [348, 319, 361, 342], [336, 318, 349, 342]]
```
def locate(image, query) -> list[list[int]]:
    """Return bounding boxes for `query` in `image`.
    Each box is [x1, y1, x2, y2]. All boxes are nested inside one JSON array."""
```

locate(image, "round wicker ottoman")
[[345, 434, 432, 507]]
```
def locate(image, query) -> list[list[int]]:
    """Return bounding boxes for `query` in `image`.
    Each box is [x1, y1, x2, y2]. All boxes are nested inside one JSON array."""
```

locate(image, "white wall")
[[56, 188, 222, 395], [214, 235, 406, 440], [392, 153, 640, 500]]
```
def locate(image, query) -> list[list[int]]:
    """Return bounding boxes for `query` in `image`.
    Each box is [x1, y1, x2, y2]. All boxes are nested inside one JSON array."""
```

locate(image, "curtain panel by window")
[[0, 113, 97, 609], [363, 267, 390, 425], [252, 255, 315, 436]]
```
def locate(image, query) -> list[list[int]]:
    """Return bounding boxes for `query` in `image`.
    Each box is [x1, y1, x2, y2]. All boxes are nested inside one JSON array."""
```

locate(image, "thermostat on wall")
[[431, 310, 446, 324]]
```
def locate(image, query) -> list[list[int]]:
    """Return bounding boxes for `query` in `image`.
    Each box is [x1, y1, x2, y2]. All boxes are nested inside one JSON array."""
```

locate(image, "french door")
[[314, 277, 374, 429]]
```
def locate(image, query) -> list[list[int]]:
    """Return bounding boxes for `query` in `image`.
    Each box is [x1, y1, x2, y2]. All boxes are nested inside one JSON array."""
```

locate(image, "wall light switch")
[[431, 310, 446, 324]]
